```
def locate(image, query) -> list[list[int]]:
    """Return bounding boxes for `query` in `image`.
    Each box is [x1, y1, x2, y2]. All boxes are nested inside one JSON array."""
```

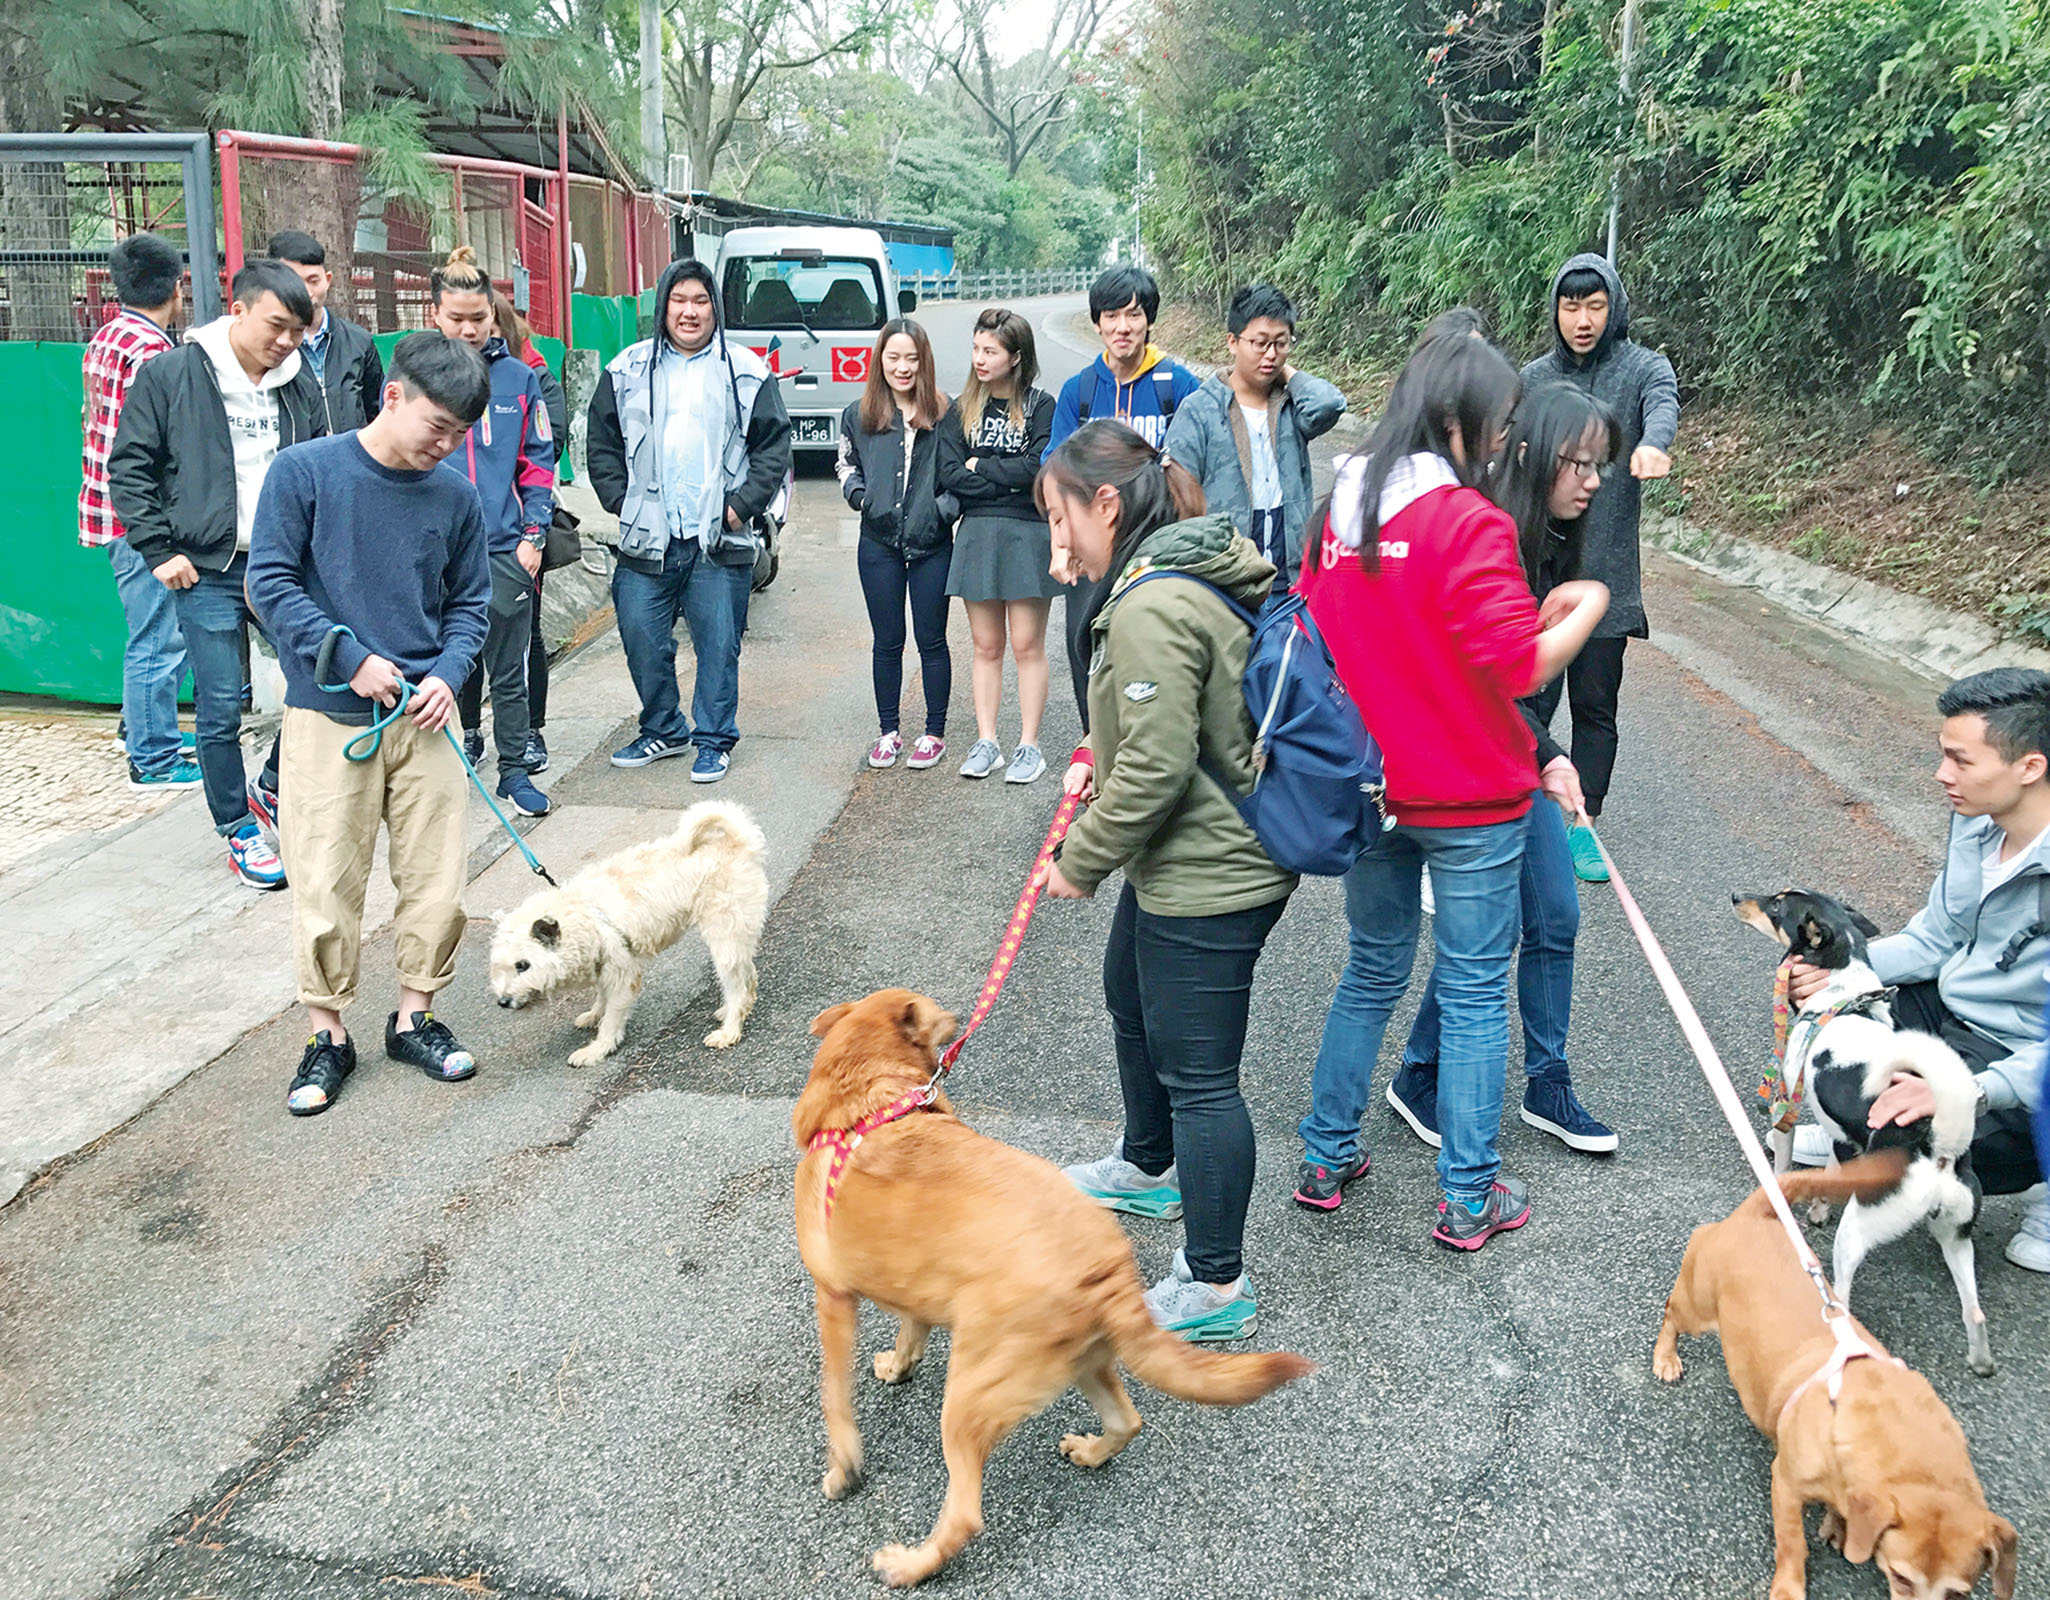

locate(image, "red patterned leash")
[[936, 790, 1083, 1073]]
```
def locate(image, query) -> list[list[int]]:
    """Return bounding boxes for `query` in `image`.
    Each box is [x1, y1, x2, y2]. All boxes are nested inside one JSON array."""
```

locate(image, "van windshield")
[[723, 256, 886, 333]]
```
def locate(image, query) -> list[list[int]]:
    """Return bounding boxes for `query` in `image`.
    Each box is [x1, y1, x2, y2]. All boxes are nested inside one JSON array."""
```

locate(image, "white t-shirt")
[[1983, 823, 2046, 895], [1242, 408, 1283, 514]]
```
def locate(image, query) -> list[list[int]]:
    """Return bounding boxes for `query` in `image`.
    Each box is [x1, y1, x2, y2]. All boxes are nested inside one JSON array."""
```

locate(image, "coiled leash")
[[808, 791, 1082, 1222], [314, 624, 557, 887]]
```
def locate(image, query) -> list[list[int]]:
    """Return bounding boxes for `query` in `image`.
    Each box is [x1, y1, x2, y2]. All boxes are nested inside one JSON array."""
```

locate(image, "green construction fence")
[[7, 294, 638, 704]]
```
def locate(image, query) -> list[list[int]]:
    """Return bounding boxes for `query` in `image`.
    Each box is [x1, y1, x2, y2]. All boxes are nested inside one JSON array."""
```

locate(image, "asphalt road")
[[3, 295, 2044, 1600]]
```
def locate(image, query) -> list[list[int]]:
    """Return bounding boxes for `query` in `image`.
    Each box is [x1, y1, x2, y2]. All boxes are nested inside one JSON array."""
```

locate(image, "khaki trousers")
[[279, 706, 469, 1010]]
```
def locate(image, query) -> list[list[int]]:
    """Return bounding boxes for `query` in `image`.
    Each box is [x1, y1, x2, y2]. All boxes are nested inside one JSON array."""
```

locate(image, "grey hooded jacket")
[[1519, 253, 1679, 639], [1869, 810, 2050, 1112], [1162, 370, 1347, 588]]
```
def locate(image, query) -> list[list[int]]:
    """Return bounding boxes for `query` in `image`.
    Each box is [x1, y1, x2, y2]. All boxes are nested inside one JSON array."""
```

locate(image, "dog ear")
[[1796, 914, 1828, 954], [1987, 1513, 2018, 1600], [809, 1002, 854, 1039], [1842, 1488, 1897, 1565], [1841, 902, 1881, 938], [531, 916, 560, 948], [895, 993, 960, 1052]]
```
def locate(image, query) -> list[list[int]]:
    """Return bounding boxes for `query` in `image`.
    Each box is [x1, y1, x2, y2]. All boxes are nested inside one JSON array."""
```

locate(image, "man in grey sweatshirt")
[[1520, 252, 1680, 880]]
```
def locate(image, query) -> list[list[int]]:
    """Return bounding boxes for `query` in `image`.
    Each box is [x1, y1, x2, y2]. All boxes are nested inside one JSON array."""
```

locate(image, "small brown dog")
[[794, 989, 1313, 1589], [1654, 1158, 2016, 1600]]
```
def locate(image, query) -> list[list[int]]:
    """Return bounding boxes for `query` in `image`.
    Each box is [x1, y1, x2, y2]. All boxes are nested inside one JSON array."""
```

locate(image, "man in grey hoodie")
[[1788, 668, 2050, 1271], [1520, 252, 1680, 880]]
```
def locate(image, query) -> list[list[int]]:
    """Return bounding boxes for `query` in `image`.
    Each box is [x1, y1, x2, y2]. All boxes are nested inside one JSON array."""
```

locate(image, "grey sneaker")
[[2006, 1189, 2050, 1273], [1004, 743, 1047, 784], [1063, 1142, 1183, 1219], [1431, 1176, 1531, 1252], [959, 737, 1005, 780], [1144, 1247, 1259, 1342]]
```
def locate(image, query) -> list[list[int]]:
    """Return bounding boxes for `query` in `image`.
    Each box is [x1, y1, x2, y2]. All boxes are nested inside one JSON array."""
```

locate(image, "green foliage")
[[1135, 0, 2050, 468]]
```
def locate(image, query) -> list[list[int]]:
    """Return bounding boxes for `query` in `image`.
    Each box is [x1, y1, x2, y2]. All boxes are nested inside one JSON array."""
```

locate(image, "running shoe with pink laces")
[[907, 734, 945, 770], [868, 731, 904, 768]]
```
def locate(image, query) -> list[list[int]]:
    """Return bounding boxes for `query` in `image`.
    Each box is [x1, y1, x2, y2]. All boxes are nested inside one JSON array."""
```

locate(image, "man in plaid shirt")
[[80, 233, 196, 789]]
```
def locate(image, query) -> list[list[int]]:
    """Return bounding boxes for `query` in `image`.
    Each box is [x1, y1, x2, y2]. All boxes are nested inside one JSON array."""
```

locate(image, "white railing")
[[905, 267, 1097, 303]]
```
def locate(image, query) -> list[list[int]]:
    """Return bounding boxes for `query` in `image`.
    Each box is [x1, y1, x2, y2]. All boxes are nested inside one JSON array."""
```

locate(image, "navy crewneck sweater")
[[248, 434, 490, 725]]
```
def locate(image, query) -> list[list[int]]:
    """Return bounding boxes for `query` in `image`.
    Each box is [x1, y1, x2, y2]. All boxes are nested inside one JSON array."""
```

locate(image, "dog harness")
[[807, 1086, 940, 1223], [1758, 958, 1894, 1132], [1776, 1314, 1906, 1434]]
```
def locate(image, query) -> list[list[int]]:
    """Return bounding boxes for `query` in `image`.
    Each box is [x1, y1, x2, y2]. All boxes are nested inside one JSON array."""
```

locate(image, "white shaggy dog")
[[490, 801, 768, 1065]]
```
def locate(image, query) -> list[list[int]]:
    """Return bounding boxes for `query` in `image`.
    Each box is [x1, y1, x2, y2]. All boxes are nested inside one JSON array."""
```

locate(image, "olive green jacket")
[[1057, 515, 1298, 916]]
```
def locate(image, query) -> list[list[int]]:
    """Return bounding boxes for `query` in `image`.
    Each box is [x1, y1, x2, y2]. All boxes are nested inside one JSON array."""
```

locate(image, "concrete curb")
[[1643, 513, 2050, 684]]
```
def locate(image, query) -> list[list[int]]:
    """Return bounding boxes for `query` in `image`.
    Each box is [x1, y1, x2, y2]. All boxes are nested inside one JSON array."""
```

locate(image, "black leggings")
[[857, 538, 952, 738], [1104, 882, 1288, 1284], [1529, 635, 1628, 817], [1891, 981, 2042, 1195]]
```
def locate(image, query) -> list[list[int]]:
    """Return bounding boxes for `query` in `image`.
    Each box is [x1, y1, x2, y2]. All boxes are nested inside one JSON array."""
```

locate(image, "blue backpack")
[[1120, 573, 1388, 875]]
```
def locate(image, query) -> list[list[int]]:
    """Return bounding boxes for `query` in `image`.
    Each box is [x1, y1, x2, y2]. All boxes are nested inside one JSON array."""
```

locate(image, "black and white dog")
[[1733, 888, 1993, 1376]]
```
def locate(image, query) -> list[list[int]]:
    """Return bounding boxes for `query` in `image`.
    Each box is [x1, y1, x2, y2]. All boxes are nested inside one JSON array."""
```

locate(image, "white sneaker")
[[2005, 1189, 2050, 1273], [1791, 1123, 1832, 1167]]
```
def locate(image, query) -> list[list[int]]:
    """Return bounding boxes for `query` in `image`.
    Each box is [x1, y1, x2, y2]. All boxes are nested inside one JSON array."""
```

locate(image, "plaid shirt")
[[78, 309, 177, 547]]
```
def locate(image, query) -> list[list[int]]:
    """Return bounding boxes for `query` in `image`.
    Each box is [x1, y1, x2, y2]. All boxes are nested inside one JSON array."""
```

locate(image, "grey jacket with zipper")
[[1869, 810, 2050, 1111], [1162, 370, 1347, 588], [1519, 252, 1680, 639]]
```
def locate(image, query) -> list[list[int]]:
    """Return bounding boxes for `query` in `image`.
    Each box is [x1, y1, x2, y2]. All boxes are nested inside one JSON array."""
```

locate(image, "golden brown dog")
[[794, 989, 1313, 1589], [1653, 1157, 2016, 1600]]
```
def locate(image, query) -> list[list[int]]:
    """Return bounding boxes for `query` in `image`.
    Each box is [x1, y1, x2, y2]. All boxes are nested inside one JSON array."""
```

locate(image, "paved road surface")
[[3, 296, 2043, 1600]]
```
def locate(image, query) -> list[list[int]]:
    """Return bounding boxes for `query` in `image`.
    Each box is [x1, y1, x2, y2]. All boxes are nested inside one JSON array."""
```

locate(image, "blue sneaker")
[[1063, 1142, 1183, 1219], [496, 770, 551, 817], [1144, 1248, 1260, 1342], [1386, 1060, 1442, 1149], [611, 733, 691, 768], [128, 758, 202, 791], [1520, 1077, 1618, 1153], [227, 822, 286, 890], [691, 748, 731, 783], [1568, 823, 1609, 882]]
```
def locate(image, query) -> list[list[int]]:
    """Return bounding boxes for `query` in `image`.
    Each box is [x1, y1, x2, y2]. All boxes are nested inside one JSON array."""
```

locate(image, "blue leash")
[[315, 625, 557, 887]]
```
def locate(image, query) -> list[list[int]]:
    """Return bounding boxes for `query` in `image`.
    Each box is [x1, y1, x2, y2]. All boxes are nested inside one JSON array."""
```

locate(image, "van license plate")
[[791, 416, 835, 445]]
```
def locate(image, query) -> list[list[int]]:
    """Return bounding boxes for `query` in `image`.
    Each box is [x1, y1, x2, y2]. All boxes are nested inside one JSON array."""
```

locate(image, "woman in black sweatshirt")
[[936, 307, 1057, 784], [835, 317, 957, 770]]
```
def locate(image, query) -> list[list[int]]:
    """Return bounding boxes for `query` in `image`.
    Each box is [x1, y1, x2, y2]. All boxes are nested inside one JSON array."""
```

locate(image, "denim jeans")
[[1299, 813, 1527, 1202], [170, 556, 261, 834], [611, 537, 752, 751], [1105, 883, 1288, 1285], [107, 536, 188, 775], [1403, 797, 1580, 1083], [857, 538, 952, 738]]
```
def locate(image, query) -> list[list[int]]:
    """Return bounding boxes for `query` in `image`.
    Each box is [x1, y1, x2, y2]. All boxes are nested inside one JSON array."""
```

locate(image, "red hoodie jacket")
[[1300, 455, 1539, 828]]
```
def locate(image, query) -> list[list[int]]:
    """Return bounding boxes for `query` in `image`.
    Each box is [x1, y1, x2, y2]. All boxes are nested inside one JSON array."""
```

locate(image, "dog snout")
[[498, 995, 514, 1008]]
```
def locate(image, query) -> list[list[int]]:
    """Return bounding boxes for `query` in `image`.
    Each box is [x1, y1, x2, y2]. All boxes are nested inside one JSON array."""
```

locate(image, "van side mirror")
[[898, 288, 918, 313]]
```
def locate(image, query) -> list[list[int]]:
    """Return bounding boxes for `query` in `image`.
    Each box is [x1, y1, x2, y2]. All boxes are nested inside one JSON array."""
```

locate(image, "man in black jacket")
[[586, 257, 790, 784], [267, 230, 384, 434], [109, 258, 327, 887]]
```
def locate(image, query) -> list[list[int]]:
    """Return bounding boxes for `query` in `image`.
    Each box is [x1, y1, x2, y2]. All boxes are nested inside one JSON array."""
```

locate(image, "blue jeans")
[[170, 556, 261, 834], [1299, 813, 1527, 1202], [108, 536, 188, 775], [611, 538, 752, 751], [1404, 797, 1580, 1083]]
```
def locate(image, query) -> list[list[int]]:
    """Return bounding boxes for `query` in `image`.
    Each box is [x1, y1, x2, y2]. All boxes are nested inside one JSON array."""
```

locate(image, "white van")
[[713, 225, 916, 452]]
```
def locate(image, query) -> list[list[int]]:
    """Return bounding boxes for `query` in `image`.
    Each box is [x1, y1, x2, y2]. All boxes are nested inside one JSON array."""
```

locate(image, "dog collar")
[[807, 1086, 940, 1222], [1777, 1315, 1905, 1434]]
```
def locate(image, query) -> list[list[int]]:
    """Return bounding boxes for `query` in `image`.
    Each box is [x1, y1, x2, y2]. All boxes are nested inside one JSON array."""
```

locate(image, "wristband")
[[1069, 746, 1094, 768]]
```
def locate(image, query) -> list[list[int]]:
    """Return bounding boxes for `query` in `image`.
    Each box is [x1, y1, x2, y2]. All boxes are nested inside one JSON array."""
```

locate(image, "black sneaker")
[[1432, 1177, 1532, 1252], [462, 728, 485, 769], [1386, 1061, 1442, 1149], [523, 730, 549, 774], [1292, 1151, 1372, 1212], [1521, 1077, 1619, 1153], [286, 1030, 357, 1117], [385, 1011, 478, 1082]]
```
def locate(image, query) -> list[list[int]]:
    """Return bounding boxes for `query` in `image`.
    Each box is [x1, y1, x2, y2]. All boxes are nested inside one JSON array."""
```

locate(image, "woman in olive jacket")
[[1042, 420, 1296, 1345], [836, 317, 958, 769]]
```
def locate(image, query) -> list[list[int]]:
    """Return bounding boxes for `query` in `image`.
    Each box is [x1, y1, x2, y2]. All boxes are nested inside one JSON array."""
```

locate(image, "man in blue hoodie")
[[1521, 252, 1680, 881], [1045, 265, 1202, 729]]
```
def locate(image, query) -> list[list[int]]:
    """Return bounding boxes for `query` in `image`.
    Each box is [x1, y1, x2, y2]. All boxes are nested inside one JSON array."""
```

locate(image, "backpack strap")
[[1119, 569, 1261, 807], [1154, 365, 1178, 421], [1077, 380, 1093, 423]]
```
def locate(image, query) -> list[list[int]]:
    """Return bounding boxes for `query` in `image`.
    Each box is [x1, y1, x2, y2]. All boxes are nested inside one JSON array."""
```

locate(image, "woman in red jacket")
[[1293, 333, 1607, 1250]]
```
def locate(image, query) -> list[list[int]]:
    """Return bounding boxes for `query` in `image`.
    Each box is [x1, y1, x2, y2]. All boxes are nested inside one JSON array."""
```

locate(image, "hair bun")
[[446, 245, 479, 267]]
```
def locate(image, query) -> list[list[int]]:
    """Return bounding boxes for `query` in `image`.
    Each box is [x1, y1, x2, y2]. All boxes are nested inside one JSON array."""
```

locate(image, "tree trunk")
[[296, 0, 359, 321], [0, 1, 78, 339]]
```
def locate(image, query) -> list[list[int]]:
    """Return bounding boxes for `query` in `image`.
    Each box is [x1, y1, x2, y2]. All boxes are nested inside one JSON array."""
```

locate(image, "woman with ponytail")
[[1040, 420, 1297, 1344]]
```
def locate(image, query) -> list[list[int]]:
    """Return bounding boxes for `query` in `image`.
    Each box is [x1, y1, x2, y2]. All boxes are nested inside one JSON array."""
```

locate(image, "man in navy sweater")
[[248, 333, 493, 1118]]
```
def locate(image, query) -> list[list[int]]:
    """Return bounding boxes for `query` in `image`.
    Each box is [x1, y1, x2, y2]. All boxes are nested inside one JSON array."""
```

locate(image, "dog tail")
[[1778, 1148, 1912, 1207], [1103, 1278, 1314, 1405], [678, 799, 767, 855]]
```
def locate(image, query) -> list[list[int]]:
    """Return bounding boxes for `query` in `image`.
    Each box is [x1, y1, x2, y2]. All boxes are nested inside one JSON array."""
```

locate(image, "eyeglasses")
[[1556, 454, 1604, 480], [1236, 334, 1292, 355]]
